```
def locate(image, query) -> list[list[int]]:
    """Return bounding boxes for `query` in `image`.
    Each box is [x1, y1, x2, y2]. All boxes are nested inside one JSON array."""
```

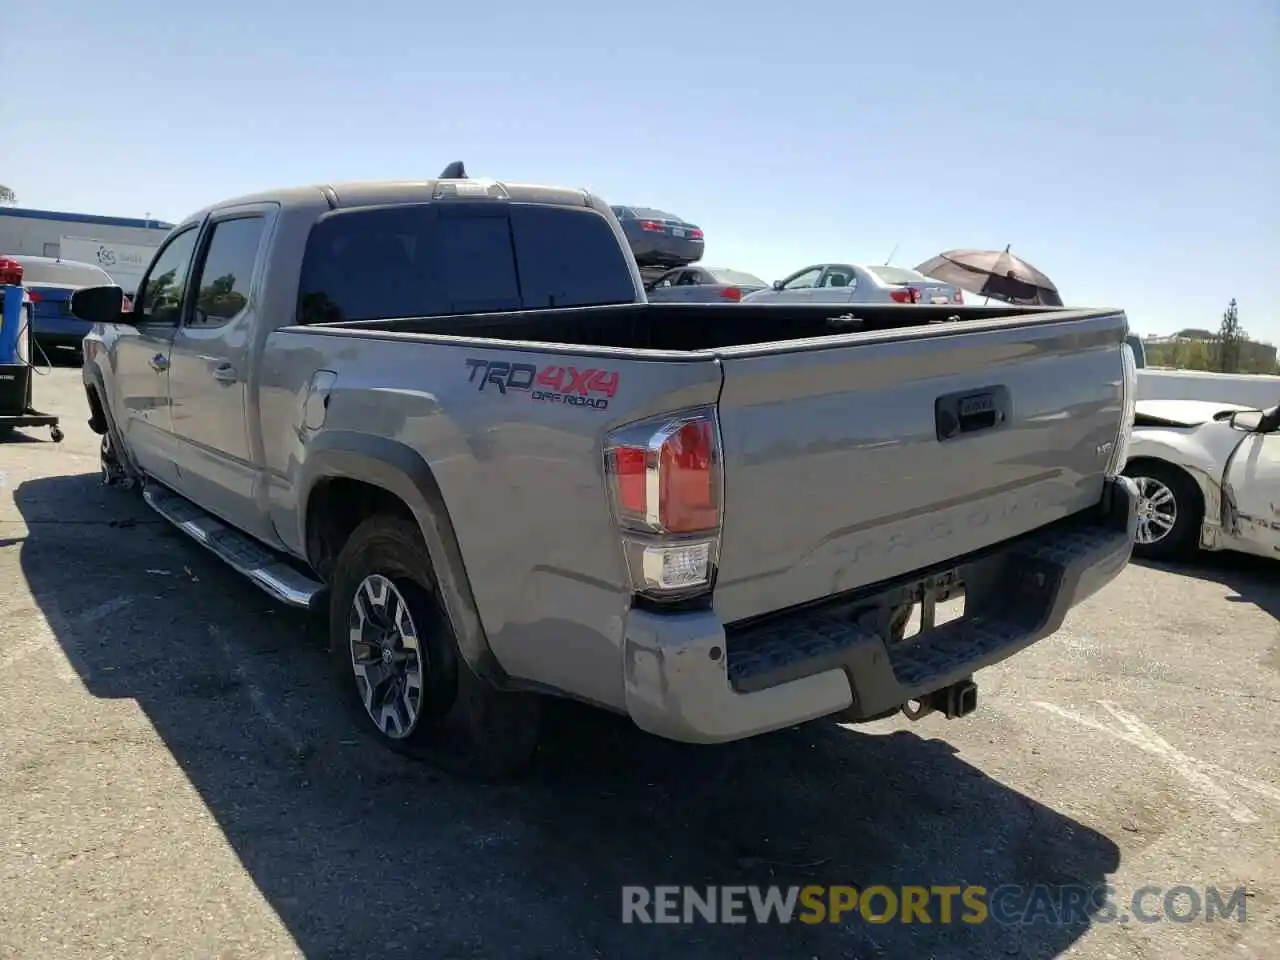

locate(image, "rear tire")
[[1122, 459, 1202, 562], [328, 514, 542, 781]]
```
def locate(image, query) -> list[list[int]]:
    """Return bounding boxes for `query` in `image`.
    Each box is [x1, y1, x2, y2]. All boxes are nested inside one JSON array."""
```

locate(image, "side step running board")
[[143, 485, 326, 611]]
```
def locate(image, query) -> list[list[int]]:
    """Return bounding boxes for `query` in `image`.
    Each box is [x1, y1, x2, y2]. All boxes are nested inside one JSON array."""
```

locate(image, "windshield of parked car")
[[867, 265, 927, 285], [708, 269, 764, 286], [18, 259, 114, 288]]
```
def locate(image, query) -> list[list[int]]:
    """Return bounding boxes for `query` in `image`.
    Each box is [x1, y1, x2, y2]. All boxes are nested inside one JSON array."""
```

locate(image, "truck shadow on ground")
[[15, 471, 1121, 960], [1135, 552, 1279, 622]]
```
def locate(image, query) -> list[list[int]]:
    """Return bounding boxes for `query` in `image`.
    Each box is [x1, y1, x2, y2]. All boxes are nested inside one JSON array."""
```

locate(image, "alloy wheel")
[[1132, 475, 1178, 546], [348, 574, 426, 739]]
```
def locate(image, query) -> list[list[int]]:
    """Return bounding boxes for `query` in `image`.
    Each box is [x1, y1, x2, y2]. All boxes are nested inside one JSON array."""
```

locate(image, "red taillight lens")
[[0, 257, 23, 285], [719, 286, 742, 302], [25, 289, 42, 302], [640, 220, 665, 233], [122, 295, 134, 311], [951, 290, 964, 304], [657, 420, 717, 533], [604, 407, 723, 598], [610, 447, 648, 516], [689, 228, 704, 240], [607, 415, 719, 535], [889, 287, 919, 304]]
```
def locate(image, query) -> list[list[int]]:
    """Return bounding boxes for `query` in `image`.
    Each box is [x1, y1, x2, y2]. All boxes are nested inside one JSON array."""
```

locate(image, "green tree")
[[1217, 298, 1243, 373], [197, 273, 247, 319]]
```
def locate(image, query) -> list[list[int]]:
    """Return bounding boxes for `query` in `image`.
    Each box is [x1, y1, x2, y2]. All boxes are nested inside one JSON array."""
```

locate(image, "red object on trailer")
[[0, 257, 23, 286]]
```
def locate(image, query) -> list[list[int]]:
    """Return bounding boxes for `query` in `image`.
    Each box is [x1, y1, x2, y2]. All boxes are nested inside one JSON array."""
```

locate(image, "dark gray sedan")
[[645, 266, 768, 302], [610, 205, 704, 268]]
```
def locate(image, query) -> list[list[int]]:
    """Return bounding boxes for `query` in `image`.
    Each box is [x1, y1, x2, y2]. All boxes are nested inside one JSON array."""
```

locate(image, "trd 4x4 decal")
[[464, 358, 618, 410]]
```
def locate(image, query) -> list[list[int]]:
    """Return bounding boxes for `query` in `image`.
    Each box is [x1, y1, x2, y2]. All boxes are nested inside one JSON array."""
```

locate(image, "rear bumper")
[[622, 476, 1138, 744], [628, 235, 705, 267]]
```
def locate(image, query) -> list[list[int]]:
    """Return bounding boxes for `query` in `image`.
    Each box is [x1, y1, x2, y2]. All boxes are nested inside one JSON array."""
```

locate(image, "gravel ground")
[[1, 368, 1277, 959]]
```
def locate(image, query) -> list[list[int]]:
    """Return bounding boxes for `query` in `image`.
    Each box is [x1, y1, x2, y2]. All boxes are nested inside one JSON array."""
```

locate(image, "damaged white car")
[[1121, 398, 1280, 562]]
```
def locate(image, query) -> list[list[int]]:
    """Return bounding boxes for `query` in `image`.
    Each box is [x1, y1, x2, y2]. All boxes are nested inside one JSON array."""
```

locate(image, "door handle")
[[149, 353, 169, 373], [212, 363, 238, 384]]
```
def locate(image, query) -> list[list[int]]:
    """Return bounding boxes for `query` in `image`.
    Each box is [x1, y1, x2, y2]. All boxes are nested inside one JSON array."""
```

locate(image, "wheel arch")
[[298, 431, 506, 686]]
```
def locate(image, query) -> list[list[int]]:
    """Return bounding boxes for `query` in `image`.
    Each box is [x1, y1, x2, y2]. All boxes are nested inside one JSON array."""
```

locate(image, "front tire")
[[328, 514, 542, 781], [1122, 460, 1203, 562]]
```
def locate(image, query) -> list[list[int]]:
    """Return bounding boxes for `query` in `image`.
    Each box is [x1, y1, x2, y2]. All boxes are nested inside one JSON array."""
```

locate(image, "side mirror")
[[1228, 410, 1265, 432], [70, 285, 130, 325], [772, 280, 784, 291]]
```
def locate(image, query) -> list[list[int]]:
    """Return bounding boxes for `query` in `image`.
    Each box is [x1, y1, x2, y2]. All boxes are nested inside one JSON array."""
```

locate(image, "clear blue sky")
[[3, 0, 1275, 339]]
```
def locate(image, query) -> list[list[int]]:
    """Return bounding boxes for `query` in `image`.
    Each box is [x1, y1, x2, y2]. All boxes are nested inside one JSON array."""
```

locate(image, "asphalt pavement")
[[1, 367, 1277, 959]]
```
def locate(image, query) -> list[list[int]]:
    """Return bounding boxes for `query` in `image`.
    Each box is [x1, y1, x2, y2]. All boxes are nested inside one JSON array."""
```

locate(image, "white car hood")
[[1133, 398, 1255, 427]]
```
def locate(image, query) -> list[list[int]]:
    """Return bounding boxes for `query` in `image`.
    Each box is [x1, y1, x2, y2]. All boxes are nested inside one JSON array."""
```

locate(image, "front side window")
[[189, 217, 266, 327], [138, 227, 200, 324], [782, 267, 821, 290]]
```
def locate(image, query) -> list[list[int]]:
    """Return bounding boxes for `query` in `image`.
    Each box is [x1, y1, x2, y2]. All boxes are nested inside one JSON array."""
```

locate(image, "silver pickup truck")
[[72, 169, 1139, 780]]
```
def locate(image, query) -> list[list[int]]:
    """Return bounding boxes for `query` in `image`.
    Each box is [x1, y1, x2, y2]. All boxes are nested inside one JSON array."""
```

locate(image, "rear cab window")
[[298, 201, 636, 324]]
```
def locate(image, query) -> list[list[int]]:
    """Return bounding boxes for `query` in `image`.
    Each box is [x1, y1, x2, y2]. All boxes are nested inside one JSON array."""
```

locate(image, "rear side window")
[[189, 216, 266, 327], [298, 202, 635, 324], [509, 205, 636, 308]]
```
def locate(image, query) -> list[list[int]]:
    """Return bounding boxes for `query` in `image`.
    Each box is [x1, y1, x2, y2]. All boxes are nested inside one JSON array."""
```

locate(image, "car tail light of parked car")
[[719, 286, 742, 302], [640, 220, 666, 233], [689, 228, 704, 240], [604, 406, 723, 601], [890, 287, 921, 304], [23, 289, 42, 302]]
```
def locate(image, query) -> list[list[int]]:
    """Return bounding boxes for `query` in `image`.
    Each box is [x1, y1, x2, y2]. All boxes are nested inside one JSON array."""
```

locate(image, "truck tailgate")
[[712, 310, 1128, 625]]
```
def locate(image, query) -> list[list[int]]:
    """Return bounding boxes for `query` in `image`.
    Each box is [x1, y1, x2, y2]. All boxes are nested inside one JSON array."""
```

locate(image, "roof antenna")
[[883, 242, 899, 266], [439, 161, 467, 179]]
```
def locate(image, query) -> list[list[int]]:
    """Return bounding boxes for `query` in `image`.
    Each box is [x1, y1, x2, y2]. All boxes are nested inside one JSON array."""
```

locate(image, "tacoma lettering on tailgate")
[[464, 358, 618, 410]]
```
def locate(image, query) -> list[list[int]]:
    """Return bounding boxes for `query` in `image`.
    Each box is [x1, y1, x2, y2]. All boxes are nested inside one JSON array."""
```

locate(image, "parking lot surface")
[[2, 368, 1277, 959]]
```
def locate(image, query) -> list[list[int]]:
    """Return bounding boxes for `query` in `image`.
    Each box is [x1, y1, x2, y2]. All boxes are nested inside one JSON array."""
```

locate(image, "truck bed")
[[284, 300, 1130, 633], [303, 301, 1089, 354]]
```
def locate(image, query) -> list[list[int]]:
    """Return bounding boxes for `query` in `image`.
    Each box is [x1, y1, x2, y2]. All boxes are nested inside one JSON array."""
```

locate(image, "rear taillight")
[[719, 286, 742, 302], [951, 290, 964, 303], [640, 220, 665, 233], [25, 290, 42, 302], [122, 294, 133, 311], [689, 228, 704, 241], [889, 287, 920, 304], [604, 406, 722, 600], [1105, 340, 1138, 477]]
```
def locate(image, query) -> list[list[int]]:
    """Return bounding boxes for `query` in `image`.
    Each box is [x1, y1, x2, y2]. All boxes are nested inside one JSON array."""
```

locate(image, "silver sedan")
[[743, 263, 963, 305]]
